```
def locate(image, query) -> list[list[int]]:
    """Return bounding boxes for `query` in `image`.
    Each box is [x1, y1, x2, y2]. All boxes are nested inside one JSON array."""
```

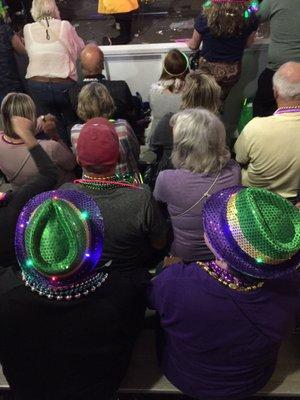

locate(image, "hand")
[[41, 114, 60, 141], [11, 116, 37, 149], [296, 202, 300, 210], [11, 116, 34, 136]]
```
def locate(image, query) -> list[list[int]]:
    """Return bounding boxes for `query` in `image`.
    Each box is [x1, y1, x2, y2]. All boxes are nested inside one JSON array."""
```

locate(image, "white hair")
[[273, 62, 300, 101], [31, 0, 60, 21], [171, 108, 230, 174]]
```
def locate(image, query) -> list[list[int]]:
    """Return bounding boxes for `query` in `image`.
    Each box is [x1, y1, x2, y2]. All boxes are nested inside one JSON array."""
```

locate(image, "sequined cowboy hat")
[[202, 186, 300, 279], [15, 190, 106, 300]]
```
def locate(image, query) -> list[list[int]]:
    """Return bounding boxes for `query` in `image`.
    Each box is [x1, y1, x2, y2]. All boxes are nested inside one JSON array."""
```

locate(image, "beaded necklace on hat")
[[197, 261, 264, 292]]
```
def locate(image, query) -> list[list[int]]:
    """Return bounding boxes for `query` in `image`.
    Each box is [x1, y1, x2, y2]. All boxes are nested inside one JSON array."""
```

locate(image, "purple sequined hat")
[[15, 190, 106, 300], [203, 186, 300, 279]]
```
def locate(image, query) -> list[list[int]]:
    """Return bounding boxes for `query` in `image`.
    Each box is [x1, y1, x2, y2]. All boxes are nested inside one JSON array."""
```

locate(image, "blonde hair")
[[171, 108, 230, 174], [1, 93, 36, 139], [31, 0, 60, 21], [77, 83, 116, 121], [1, 93, 37, 139], [181, 71, 221, 113]]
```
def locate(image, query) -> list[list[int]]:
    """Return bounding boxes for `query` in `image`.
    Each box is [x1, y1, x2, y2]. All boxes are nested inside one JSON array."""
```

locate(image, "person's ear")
[[273, 86, 279, 101]]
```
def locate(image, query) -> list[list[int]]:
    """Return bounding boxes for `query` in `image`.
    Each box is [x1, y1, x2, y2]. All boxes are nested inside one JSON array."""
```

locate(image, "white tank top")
[[24, 19, 84, 80]]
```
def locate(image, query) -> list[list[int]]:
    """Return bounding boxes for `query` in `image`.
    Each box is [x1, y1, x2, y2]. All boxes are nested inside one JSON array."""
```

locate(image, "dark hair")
[[160, 49, 189, 82], [203, 2, 255, 37]]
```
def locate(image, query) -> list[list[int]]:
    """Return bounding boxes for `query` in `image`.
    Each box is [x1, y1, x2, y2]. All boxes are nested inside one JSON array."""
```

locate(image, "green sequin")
[[236, 188, 300, 260], [25, 199, 89, 276]]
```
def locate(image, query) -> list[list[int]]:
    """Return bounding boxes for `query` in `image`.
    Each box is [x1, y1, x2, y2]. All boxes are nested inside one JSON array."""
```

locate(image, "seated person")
[[147, 49, 189, 143], [150, 71, 221, 173], [0, 116, 58, 268], [0, 93, 76, 191], [154, 108, 240, 263], [148, 186, 300, 399], [234, 62, 300, 200], [69, 43, 138, 125], [63, 117, 168, 282], [71, 82, 140, 178], [0, 189, 145, 399]]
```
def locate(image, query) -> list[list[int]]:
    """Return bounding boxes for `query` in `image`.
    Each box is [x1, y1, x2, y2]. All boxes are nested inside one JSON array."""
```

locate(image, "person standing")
[[0, 11, 26, 103], [99, 0, 139, 45], [253, 0, 300, 117], [24, 0, 85, 143], [188, 0, 258, 103]]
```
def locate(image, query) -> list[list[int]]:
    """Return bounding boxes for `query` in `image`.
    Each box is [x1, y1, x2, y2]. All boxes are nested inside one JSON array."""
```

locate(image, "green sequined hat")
[[203, 186, 300, 279], [15, 190, 106, 300]]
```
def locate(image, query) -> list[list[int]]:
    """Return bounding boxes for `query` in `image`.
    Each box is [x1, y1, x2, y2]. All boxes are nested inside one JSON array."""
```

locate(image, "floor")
[[58, 0, 204, 45]]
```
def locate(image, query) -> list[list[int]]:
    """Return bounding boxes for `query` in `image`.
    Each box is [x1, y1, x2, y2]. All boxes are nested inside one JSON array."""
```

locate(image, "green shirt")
[[258, 0, 300, 71]]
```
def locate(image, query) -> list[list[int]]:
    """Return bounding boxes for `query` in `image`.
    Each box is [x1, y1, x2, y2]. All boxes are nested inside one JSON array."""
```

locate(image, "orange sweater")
[[98, 0, 139, 14]]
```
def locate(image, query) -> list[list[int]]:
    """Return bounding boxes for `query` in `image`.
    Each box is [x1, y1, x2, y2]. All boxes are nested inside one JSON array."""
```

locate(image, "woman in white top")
[[24, 0, 85, 144], [146, 49, 189, 143]]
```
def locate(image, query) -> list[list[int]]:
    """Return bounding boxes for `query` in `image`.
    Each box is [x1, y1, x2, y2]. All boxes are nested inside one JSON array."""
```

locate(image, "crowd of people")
[[0, 0, 300, 399]]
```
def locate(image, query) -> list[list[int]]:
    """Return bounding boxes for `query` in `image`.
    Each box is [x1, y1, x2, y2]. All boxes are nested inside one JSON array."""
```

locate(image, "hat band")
[[227, 194, 284, 265]]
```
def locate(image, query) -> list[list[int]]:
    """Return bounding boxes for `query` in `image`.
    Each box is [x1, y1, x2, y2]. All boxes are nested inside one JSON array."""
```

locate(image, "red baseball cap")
[[77, 118, 119, 171]]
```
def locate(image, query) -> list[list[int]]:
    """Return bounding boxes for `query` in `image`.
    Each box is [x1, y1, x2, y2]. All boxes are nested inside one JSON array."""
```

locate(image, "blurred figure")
[[235, 62, 300, 200], [147, 49, 189, 142], [69, 43, 138, 126], [0, 93, 76, 190], [150, 71, 221, 173], [149, 186, 300, 399], [0, 8, 26, 103], [71, 82, 140, 178], [154, 108, 240, 262], [24, 0, 84, 143], [253, 0, 300, 116], [99, 0, 139, 45], [0, 189, 145, 399], [188, 0, 258, 102], [62, 117, 168, 283]]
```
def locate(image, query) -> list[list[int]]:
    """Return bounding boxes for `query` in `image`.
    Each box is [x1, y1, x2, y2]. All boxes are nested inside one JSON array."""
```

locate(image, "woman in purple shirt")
[[148, 186, 300, 400], [154, 108, 241, 262]]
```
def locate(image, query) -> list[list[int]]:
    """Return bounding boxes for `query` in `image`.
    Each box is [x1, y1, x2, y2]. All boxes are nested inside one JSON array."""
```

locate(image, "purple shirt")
[[154, 160, 241, 262], [148, 262, 300, 399]]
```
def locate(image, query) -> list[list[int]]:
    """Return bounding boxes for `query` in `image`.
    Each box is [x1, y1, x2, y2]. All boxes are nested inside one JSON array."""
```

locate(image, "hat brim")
[[203, 186, 300, 279]]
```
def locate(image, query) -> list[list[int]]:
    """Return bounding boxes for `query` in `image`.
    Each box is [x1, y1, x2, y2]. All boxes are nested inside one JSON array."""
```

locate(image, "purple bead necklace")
[[274, 106, 300, 115]]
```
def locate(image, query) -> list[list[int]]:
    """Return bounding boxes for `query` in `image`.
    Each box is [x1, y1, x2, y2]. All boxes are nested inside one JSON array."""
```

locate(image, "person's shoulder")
[[104, 79, 129, 91], [154, 262, 199, 285], [242, 115, 275, 134], [59, 182, 78, 191], [224, 159, 241, 172]]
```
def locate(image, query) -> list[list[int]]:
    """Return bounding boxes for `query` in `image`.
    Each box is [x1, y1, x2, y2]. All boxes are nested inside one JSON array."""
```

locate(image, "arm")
[[51, 141, 77, 171], [142, 193, 169, 251], [7, 117, 58, 213], [245, 31, 257, 48], [188, 30, 202, 51], [234, 130, 251, 166], [11, 33, 27, 56]]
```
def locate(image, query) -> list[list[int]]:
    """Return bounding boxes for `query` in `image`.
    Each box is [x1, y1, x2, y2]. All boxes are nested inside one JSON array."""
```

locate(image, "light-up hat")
[[15, 190, 106, 300], [203, 187, 300, 279]]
